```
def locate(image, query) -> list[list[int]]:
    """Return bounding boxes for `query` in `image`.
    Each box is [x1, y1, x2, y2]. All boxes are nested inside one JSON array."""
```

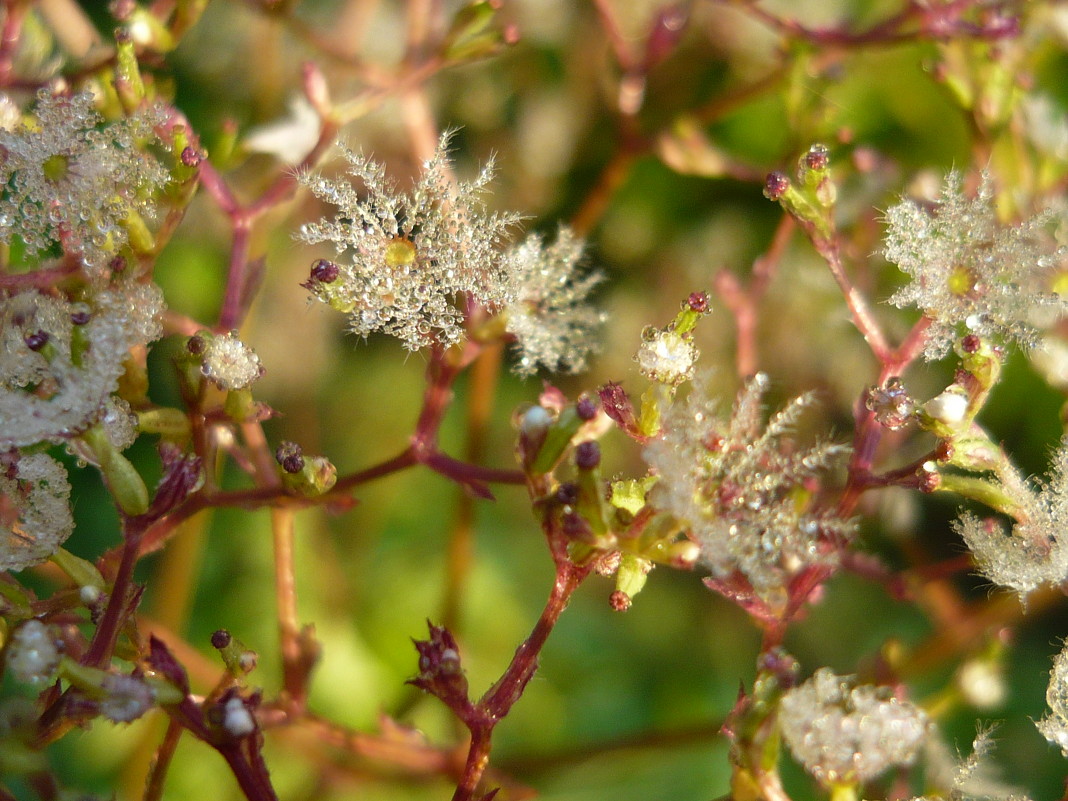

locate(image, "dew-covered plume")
[[643, 372, 853, 610], [0, 90, 167, 270], [953, 439, 1068, 602], [504, 226, 605, 377], [884, 172, 1066, 360], [200, 331, 264, 390], [297, 133, 521, 351], [1037, 641, 1068, 757], [0, 282, 164, 448], [779, 667, 929, 786], [0, 452, 73, 573]]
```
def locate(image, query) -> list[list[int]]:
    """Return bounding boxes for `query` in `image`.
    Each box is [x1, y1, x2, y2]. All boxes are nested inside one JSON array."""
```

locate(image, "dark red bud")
[[575, 441, 600, 470], [917, 468, 941, 493], [764, 171, 790, 201], [275, 441, 305, 474], [311, 259, 339, 284], [961, 334, 981, 353], [180, 147, 203, 168], [24, 330, 49, 351], [687, 292, 709, 313], [609, 590, 632, 611], [186, 335, 206, 355], [562, 511, 593, 540], [555, 482, 579, 506], [804, 144, 830, 171], [211, 629, 231, 649], [576, 395, 598, 421]]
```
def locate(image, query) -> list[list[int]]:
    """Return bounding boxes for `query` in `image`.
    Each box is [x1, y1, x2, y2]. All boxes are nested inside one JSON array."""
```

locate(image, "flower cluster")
[[200, 331, 264, 391], [0, 452, 73, 572], [0, 281, 164, 448], [298, 137, 604, 374], [1037, 641, 1068, 757], [643, 372, 852, 610], [503, 226, 604, 377], [0, 90, 168, 270], [4, 618, 61, 684], [884, 172, 1066, 360], [779, 668, 929, 786], [952, 440, 1068, 601], [298, 135, 520, 351]]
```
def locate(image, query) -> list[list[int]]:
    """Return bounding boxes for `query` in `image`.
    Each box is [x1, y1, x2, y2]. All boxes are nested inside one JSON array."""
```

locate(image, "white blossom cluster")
[[201, 331, 264, 391], [885, 172, 1066, 360], [4, 619, 61, 684], [298, 136, 521, 351], [643, 372, 852, 609], [952, 440, 1068, 602], [779, 668, 929, 786], [298, 137, 603, 373], [0, 90, 168, 270], [635, 328, 699, 386], [503, 227, 604, 377], [0, 282, 164, 448], [1037, 641, 1068, 757], [0, 452, 73, 572]]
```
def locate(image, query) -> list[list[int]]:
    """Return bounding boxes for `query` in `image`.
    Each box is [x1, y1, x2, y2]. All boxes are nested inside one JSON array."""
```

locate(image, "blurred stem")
[[143, 718, 184, 801], [272, 506, 305, 707], [714, 213, 795, 376], [571, 148, 638, 236], [219, 217, 253, 331], [442, 342, 504, 632], [809, 232, 891, 363]]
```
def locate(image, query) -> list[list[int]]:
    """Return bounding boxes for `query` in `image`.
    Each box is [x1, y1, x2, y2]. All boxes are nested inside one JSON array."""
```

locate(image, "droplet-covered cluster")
[[503, 226, 605, 377], [0, 282, 164, 448], [0, 452, 73, 572], [0, 90, 167, 270], [1036, 641, 1068, 757], [953, 441, 1068, 602], [779, 668, 929, 786], [297, 134, 521, 351], [643, 372, 852, 609], [636, 328, 699, 386], [200, 331, 264, 391], [885, 172, 1066, 360], [4, 618, 61, 684]]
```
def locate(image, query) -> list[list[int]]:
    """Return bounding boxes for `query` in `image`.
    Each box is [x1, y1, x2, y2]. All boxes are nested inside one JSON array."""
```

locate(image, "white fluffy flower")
[[5, 619, 61, 684], [201, 332, 264, 390], [1, 453, 73, 572], [885, 172, 1066, 360], [504, 226, 604, 377], [643, 372, 851, 610], [635, 328, 698, 385], [0, 282, 164, 448], [1037, 642, 1068, 757], [779, 668, 929, 786], [0, 90, 168, 269], [298, 134, 520, 351]]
